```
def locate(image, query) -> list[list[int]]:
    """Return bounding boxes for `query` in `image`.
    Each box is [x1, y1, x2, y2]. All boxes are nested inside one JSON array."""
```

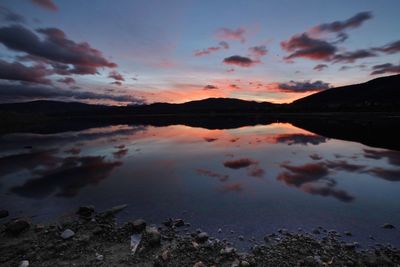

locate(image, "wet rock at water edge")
[[132, 219, 147, 232], [174, 218, 184, 227], [6, 219, 30, 235], [100, 204, 128, 217], [76, 205, 95, 217], [382, 223, 395, 229], [0, 209, 9, 219], [61, 229, 75, 239], [145, 226, 161, 246], [196, 232, 209, 243]]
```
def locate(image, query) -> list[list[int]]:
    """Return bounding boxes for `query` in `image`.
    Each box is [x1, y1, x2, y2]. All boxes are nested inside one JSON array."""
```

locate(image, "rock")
[[344, 242, 358, 250], [61, 229, 75, 239], [101, 204, 128, 217], [220, 246, 235, 255], [6, 220, 30, 235], [163, 218, 173, 227], [196, 232, 209, 243], [76, 206, 95, 217], [238, 235, 244, 241], [344, 231, 352, 236], [382, 223, 395, 229], [240, 260, 250, 267], [95, 253, 104, 261], [161, 250, 170, 261], [174, 218, 184, 227], [193, 261, 207, 267], [263, 236, 270, 243], [145, 226, 161, 246], [218, 228, 222, 233], [0, 209, 9, 219], [19, 260, 29, 267], [132, 219, 146, 232], [34, 224, 45, 232], [312, 229, 321, 235]]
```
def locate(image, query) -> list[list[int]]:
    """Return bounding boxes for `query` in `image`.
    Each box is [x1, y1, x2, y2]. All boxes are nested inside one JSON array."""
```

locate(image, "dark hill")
[[291, 74, 400, 111]]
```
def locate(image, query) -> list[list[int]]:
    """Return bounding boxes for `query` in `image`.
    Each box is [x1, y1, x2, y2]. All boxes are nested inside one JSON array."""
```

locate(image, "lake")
[[1, 118, 400, 249]]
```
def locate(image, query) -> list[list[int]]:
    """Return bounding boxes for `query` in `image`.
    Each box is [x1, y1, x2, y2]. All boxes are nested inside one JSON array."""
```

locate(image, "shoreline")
[[1, 205, 399, 266]]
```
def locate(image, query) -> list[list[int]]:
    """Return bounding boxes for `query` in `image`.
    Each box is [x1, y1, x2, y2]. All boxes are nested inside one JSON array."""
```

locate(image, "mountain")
[[0, 74, 399, 115], [291, 74, 400, 111]]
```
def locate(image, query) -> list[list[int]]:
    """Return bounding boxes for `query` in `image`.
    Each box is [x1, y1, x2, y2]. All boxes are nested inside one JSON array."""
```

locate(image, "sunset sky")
[[0, 0, 399, 105]]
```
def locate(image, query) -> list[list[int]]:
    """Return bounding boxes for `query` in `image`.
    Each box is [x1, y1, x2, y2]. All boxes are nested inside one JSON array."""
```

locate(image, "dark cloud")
[[57, 77, 76, 85], [363, 149, 400, 166], [111, 81, 122, 86], [368, 167, 400, 182], [324, 160, 366, 172], [313, 64, 328, 71], [0, 25, 116, 76], [194, 41, 229, 57], [370, 63, 400, 75], [277, 162, 354, 202], [0, 6, 26, 23], [312, 11, 372, 33], [309, 153, 322, 160], [203, 85, 218, 90], [204, 137, 218, 142], [302, 184, 354, 202], [332, 49, 377, 63], [196, 168, 229, 182], [11, 155, 122, 198], [108, 70, 125, 81], [374, 40, 400, 54], [0, 83, 145, 104], [216, 27, 246, 43], [248, 166, 265, 178], [223, 55, 258, 67], [0, 59, 51, 84], [64, 147, 81, 155], [31, 0, 58, 12], [275, 133, 327, 145], [277, 80, 330, 93], [249, 45, 268, 58], [224, 158, 257, 169], [113, 148, 128, 159], [219, 182, 243, 193], [281, 33, 337, 61]]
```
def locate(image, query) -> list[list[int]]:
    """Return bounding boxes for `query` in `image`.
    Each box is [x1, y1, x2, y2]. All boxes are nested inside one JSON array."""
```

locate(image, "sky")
[[0, 0, 399, 105]]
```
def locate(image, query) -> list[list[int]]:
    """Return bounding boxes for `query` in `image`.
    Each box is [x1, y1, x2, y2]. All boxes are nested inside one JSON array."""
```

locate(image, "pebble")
[[6, 220, 30, 235], [196, 232, 209, 243], [19, 260, 29, 267], [132, 219, 147, 232], [61, 229, 75, 240], [95, 253, 104, 261], [145, 226, 161, 246], [76, 206, 95, 217], [382, 223, 395, 229], [193, 261, 207, 267], [238, 235, 244, 241], [0, 209, 9, 219]]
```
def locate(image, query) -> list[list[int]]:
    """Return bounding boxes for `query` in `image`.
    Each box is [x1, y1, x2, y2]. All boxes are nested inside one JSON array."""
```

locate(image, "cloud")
[[0, 59, 52, 84], [0, 25, 116, 76], [204, 137, 218, 142], [113, 148, 128, 159], [276, 80, 330, 93], [216, 27, 246, 43], [203, 85, 218, 90], [0, 6, 26, 23], [312, 11, 372, 33], [194, 41, 229, 57], [223, 55, 258, 67], [370, 63, 400, 75], [11, 155, 122, 198], [309, 153, 323, 160], [224, 158, 258, 169], [249, 45, 268, 58], [31, 0, 58, 12], [313, 64, 328, 71], [332, 49, 377, 63], [57, 77, 75, 85], [373, 40, 400, 54], [196, 168, 229, 182], [219, 182, 243, 193], [108, 70, 125, 81], [0, 83, 145, 104], [368, 167, 400, 182], [363, 149, 400, 166], [324, 160, 366, 172], [275, 133, 327, 145], [281, 33, 337, 61], [302, 184, 354, 202]]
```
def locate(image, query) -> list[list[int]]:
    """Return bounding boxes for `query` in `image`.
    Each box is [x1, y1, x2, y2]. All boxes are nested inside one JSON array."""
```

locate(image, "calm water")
[[1, 121, 400, 248]]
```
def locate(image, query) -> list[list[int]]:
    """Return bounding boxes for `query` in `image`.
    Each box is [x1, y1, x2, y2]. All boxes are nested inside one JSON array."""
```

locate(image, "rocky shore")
[[0, 206, 399, 267]]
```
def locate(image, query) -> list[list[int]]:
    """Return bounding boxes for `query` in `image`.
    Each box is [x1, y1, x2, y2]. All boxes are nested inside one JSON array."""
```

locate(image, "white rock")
[[19, 260, 29, 267], [95, 252, 104, 261], [61, 229, 75, 239]]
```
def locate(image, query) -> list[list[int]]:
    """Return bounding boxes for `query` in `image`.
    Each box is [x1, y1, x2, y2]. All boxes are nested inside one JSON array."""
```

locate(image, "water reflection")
[[1, 120, 400, 247]]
